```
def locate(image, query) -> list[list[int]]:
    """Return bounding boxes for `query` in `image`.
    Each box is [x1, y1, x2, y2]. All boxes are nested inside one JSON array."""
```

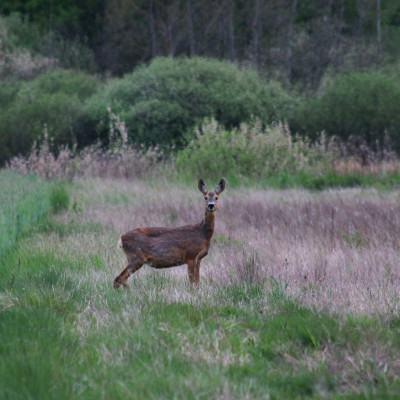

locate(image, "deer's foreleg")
[[187, 259, 197, 288], [187, 259, 201, 289], [194, 259, 201, 288]]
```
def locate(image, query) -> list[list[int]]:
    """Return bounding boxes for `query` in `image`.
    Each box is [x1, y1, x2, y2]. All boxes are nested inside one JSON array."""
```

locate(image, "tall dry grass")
[[70, 179, 400, 317], [3, 177, 399, 399], [211, 189, 400, 316], [332, 134, 399, 175], [7, 110, 171, 180], [8, 107, 400, 184]]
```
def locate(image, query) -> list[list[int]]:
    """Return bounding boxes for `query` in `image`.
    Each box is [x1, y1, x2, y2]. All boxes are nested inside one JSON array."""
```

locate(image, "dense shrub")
[[293, 70, 400, 152], [83, 57, 296, 149], [0, 69, 101, 165], [175, 118, 335, 183]]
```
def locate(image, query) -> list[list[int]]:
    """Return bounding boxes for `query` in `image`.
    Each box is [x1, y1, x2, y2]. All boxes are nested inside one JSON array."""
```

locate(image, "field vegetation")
[[8, 112, 400, 192], [3, 55, 400, 190], [1, 173, 400, 399], [3, 1, 400, 168], [0, 170, 68, 258], [2, 3, 400, 397]]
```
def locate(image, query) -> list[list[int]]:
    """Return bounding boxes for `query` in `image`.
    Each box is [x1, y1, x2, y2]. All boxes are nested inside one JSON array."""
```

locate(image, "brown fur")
[[113, 178, 225, 289]]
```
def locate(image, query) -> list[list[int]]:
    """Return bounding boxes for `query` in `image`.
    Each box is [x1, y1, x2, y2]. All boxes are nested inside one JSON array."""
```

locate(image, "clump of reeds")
[[77, 109, 170, 180], [332, 135, 399, 175], [8, 109, 170, 181], [8, 126, 76, 180]]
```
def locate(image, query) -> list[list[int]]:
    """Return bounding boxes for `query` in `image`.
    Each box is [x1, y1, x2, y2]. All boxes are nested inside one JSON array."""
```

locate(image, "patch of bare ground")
[[74, 179, 400, 317]]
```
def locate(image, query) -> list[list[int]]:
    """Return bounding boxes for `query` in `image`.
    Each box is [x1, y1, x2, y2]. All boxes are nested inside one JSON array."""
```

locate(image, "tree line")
[[1, 1, 400, 167], [1, 0, 399, 86]]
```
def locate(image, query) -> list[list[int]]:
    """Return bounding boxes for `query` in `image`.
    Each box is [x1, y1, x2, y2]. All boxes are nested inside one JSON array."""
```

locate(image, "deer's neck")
[[201, 210, 216, 241]]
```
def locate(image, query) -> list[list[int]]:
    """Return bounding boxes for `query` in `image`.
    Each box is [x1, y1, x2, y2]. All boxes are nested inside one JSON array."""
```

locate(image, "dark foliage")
[[0, 70, 101, 165], [292, 70, 400, 151], [82, 57, 295, 149]]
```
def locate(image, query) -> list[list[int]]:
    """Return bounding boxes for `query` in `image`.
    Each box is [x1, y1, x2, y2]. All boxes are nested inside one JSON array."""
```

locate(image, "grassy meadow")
[[1, 174, 400, 399]]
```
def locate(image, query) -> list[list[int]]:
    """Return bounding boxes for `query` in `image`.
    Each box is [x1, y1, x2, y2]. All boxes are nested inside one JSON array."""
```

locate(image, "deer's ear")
[[198, 179, 208, 194], [215, 178, 225, 195]]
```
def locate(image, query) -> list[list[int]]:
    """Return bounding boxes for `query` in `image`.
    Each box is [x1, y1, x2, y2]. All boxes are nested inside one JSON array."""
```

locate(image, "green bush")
[[175, 118, 334, 183], [83, 57, 296, 149], [0, 69, 101, 165], [293, 70, 400, 151]]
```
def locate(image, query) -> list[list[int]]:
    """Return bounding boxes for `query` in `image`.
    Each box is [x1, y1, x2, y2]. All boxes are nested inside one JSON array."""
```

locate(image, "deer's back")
[[120, 224, 209, 268]]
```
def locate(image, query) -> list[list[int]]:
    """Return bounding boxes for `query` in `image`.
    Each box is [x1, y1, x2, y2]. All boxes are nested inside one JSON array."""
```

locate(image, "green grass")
[[177, 170, 400, 191], [0, 170, 67, 258], [1, 175, 400, 399], [1, 240, 400, 399], [50, 182, 70, 213], [252, 170, 400, 190]]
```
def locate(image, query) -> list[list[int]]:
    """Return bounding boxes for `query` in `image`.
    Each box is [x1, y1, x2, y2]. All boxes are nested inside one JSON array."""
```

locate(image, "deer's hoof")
[[113, 278, 121, 289]]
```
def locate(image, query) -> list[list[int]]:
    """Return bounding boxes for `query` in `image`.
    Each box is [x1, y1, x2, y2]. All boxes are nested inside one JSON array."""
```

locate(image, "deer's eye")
[[215, 197, 218, 200], [205, 197, 208, 200]]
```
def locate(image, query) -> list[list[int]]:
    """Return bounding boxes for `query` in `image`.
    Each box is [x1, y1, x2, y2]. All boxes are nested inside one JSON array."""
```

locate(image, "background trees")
[[1, 0, 400, 165], [2, 0, 400, 85]]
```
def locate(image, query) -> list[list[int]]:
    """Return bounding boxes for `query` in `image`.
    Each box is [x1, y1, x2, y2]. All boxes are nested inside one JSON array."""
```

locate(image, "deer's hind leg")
[[114, 253, 143, 289]]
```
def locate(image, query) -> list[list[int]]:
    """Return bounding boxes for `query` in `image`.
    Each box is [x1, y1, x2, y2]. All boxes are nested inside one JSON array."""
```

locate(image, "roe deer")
[[114, 178, 225, 289]]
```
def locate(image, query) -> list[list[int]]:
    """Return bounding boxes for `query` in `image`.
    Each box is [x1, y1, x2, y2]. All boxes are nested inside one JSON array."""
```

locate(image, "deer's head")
[[198, 178, 225, 212]]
